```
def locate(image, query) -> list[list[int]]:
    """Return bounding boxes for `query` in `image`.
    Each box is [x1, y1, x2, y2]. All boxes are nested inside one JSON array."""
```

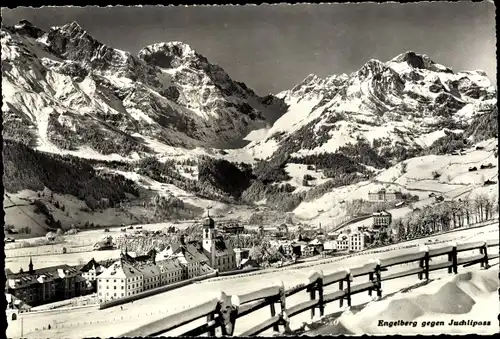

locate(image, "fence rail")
[[119, 237, 499, 337]]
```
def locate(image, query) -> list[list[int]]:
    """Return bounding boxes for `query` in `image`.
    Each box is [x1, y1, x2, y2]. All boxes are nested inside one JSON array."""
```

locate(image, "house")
[[277, 224, 288, 235], [484, 179, 496, 186], [136, 262, 161, 291], [234, 248, 250, 268], [157, 258, 183, 285], [368, 188, 402, 202], [348, 231, 365, 252], [323, 240, 338, 251], [6, 258, 85, 307], [336, 234, 349, 251], [220, 223, 244, 235], [80, 258, 106, 292], [240, 258, 259, 270], [93, 236, 114, 251], [300, 244, 315, 257], [279, 241, 298, 257], [372, 210, 392, 229], [168, 244, 205, 279], [97, 257, 143, 303], [308, 238, 324, 253], [480, 163, 494, 169]]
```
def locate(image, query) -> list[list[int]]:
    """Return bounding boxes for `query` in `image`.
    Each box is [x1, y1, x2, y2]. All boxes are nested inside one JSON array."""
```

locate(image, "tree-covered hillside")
[[3, 140, 140, 210]]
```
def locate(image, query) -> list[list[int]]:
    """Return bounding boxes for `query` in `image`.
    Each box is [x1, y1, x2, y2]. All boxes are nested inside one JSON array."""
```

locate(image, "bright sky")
[[2, 2, 496, 95]]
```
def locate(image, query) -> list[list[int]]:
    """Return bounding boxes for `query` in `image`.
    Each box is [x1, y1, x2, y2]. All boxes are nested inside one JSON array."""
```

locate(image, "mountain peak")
[[138, 41, 199, 68], [12, 20, 45, 38], [60, 21, 84, 31], [389, 51, 453, 73], [390, 51, 427, 68]]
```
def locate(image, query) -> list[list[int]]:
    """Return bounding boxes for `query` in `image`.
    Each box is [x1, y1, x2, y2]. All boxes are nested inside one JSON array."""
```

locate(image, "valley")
[[2, 17, 498, 305]]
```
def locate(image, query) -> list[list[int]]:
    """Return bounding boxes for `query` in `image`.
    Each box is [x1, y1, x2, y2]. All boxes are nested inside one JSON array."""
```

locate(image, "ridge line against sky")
[[1, 2, 496, 95]]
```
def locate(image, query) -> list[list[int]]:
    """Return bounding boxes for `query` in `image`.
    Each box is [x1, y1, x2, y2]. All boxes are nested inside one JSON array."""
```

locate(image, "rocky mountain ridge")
[[2, 20, 286, 157], [2, 20, 498, 233], [245, 51, 496, 166]]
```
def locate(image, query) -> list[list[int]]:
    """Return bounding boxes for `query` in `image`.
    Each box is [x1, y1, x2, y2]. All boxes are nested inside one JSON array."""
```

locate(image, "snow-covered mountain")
[[246, 51, 496, 162], [1, 20, 285, 158], [2, 20, 497, 234]]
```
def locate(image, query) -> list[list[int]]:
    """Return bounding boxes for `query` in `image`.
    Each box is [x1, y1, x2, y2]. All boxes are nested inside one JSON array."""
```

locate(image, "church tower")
[[202, 209, 216, 269], [28, 257, 34, 274]]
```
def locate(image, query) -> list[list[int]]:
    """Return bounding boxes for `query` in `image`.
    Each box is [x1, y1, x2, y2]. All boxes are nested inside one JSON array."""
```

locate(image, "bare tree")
[[461, 197, 472, 226]]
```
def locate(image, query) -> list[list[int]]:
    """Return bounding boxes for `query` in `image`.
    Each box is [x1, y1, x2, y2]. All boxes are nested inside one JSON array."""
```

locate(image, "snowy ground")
[[4, 211, 253, 271], [6, 223, 497, 339], [307, 268, 499, 335], [293, 139, 498, 226]]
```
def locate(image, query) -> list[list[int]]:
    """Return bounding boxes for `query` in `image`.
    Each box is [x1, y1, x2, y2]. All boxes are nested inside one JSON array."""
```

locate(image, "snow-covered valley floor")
[[6, 223, 498, 339]]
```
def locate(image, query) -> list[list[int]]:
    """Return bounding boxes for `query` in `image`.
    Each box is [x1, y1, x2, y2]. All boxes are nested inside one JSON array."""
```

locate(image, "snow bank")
[[317, 268, 499, 335]]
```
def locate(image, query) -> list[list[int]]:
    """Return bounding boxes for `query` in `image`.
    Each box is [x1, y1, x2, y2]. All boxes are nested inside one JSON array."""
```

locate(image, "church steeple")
[[28, 257, 34, 274], [202, 208, 216, 268]]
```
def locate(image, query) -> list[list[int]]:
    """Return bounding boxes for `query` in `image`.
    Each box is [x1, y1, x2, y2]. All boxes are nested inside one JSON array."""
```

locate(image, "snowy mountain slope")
[[2, 20, 498, 235], [245, 51, 496, 162], [292, 139, 498, 227], [2, 20, 285, 158]]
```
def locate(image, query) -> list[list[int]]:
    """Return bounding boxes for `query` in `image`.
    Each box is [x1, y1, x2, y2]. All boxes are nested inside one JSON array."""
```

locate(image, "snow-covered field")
[[4, 211, 254, 271], [293, 139, 498, 226], [7, 223, 497, 339]]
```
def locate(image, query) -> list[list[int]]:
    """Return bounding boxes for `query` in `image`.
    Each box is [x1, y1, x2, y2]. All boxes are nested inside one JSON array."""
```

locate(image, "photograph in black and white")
[[1, 2, 498, 338]]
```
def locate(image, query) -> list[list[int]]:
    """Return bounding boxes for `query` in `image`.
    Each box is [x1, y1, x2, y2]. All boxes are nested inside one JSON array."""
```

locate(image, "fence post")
[[418, 246, 429, 280], [370, 259, 382, 299], [317, 270, 324, 317], [277, 281, 288, 333], [375, 263, 382, 298], [368, 270, 374, 296], [225, 295, 240, 336], [418, 258, 424, 280], [338, 279, 344, 308], [339, 269, 352, 308], [269, 283, 281, 333], [482, 242, 489, 268], [451, 243, 458, 274], [424, 250, 430, 280], [207, 296, 220, 337], [216, 291, 229, 336], [308, 271, 317, 319]]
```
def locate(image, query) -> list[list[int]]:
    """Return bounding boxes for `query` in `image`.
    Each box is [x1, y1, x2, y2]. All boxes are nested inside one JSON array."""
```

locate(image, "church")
[[201, 212, 237, 272]]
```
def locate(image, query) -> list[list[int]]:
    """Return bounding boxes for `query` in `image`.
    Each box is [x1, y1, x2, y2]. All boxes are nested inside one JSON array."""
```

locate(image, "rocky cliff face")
[[246, 51, 496, 164], [2, 20, 285, 157]]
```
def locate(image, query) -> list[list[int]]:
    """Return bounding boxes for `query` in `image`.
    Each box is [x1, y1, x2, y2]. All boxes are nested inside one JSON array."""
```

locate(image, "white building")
[[157, 258, 183, 285], [323, 240, 338, 251], [348, 231, 365, 252], [337, 234, 349, 251], [136, 262, 161, 291], [80, 258, 105, 283], [97, 259, 143, 303]]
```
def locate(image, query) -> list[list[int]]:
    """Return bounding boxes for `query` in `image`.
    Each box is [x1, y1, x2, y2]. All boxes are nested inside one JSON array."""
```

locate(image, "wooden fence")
[[120, 237, 499, 337]]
